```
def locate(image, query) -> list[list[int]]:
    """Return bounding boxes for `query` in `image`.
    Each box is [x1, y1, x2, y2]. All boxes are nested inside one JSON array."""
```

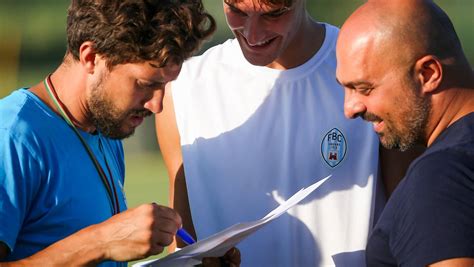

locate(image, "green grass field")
[[124, 151, 169, 209], [123, 150, 171, 265]]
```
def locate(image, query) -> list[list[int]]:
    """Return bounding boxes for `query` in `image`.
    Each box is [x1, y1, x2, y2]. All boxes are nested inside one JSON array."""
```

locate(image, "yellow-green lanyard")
[[43, 74, 120, 215]]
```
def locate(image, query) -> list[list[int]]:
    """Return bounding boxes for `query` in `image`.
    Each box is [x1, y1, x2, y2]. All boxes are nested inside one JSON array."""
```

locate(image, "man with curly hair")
[[0, 0, 215, 266]]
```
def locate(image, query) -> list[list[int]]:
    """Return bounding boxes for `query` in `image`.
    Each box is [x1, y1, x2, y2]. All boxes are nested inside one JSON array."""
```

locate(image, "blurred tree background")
[[0, 0, 472, 263], [0, 0, 473, 216]]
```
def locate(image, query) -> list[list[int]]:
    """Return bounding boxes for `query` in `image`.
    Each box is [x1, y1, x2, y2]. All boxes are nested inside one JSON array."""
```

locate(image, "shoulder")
[[323, 23, 340, 37], [407, 147, 474, 189], [400, 148, 474, 214], [0, 90, 41, 147], [0, 92, 45, 206], [321, 23, 340, 49], [1, 89, 56, 147], [0, 89, 71, 166], [385, 148, 474, 265], [171, 39, 247, 96], [301, 23, 340, 73], [181, 39, 240, 74], [0, 89, 29, 130]]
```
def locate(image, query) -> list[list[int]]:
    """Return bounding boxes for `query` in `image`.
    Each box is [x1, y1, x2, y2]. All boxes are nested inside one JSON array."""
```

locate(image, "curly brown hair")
[[66, 0, 216, 68], [225, 0, 294, 8]]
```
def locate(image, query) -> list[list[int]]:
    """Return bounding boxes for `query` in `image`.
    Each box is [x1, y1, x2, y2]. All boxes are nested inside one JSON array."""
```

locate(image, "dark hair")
[[66, 0, 216, 68], [225, 0, 294, 8]]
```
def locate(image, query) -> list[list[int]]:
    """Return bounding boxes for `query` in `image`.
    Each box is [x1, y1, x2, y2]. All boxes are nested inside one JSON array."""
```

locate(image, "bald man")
[[336, 0, 474, 266]]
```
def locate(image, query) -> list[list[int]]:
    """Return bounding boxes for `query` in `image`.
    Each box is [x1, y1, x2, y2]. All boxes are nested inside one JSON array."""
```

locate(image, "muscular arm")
[[155, 83, 196, 250], [155, 84, 241, 266], [0, 204, 181, 266], [379, 145, 425, 197]]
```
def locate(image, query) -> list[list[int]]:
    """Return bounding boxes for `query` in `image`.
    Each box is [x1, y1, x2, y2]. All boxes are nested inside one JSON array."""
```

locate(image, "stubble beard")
[[87, 73, 150, 140], [379, 91, 431, 151]]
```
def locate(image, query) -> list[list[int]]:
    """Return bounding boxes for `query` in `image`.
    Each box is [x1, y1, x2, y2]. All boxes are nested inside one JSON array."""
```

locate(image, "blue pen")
[[177, 228, 196, 245]]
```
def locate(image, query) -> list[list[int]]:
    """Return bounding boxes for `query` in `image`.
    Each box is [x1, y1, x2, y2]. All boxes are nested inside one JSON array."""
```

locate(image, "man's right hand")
[[0, 203, 181, 266], [97, 203, 182, 262]]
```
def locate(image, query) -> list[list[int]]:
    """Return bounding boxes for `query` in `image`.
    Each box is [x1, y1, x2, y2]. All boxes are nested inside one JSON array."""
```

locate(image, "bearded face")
[[87, 72, 152, 140], [365, 79, 431, 151]]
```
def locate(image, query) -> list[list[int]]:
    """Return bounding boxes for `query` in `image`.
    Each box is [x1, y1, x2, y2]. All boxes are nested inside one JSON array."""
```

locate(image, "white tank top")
[[171, 23, 383, 266]]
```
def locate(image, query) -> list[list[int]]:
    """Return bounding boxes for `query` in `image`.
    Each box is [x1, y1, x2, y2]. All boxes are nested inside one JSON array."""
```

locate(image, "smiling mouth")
[[249, 38, 273, 47], [241, 33, 277, 48]]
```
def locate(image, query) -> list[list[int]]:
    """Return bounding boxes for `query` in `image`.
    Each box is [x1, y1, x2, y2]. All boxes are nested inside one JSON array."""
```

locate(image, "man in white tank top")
[[156, 0, 419, 266]]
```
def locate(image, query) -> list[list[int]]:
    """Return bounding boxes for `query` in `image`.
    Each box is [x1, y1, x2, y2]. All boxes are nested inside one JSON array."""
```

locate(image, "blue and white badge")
[[321, 128, 347, 168]]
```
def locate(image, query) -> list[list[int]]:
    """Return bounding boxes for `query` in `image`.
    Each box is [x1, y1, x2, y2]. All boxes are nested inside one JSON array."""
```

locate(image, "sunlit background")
[[0, 0, 473, 263]]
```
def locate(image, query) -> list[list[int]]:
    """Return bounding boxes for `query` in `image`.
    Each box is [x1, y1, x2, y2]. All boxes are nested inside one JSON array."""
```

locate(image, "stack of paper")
[[133, 175, 330, 267]]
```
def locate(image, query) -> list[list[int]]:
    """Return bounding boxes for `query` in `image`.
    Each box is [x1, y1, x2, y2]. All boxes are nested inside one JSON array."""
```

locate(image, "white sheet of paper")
[[132, 175, 331, 267]]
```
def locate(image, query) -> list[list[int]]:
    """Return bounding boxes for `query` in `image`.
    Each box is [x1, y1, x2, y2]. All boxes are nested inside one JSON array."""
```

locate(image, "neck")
[[267, 16, 325, 70], [30, 62, 95, 132], [426, 82, 474, 146]]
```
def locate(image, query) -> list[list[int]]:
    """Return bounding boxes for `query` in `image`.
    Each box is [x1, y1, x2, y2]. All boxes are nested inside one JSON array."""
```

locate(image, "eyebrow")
[[149, 62, 160, 68], [138, 79, 165, 86], [223, 1, 239, 11], [336, 78, 373, 88], [224, 1, 291, 15]]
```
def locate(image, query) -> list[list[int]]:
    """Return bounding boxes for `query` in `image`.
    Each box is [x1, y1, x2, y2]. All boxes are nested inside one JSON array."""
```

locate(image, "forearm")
[[0, 224, 106, 266], [2, 203, 182, 266], [173, 170, 197, 248], [155, 87, 197, 248]]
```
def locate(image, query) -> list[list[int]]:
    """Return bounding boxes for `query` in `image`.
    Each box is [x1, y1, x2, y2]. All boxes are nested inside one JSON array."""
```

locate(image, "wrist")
[[83, 223, 109, 263]]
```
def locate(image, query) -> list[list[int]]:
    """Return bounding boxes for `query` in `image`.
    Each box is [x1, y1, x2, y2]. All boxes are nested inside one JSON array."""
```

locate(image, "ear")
[[414, 55, 443, 94], [78, 41, 99, 74]]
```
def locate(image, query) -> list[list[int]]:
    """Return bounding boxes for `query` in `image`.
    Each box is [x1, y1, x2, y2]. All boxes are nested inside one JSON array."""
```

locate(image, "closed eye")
[[336, 78, 375, 96], [354, 87, 374, 96], [263, 7, 291, 19], [138, 81, 164, 90]]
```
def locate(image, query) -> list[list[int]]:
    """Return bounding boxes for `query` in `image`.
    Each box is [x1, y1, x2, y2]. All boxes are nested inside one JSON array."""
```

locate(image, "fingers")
[[148, 243, 165, 256], [131, 203, 178, 256], [148, 203, 181, 247], [153, 215, 180, 236], [222, 247, 241, 267], [103, 203, 182, 260], [150, 203, 182, 229], [202, 257, 221, 267], [201, 247, 241, 267]]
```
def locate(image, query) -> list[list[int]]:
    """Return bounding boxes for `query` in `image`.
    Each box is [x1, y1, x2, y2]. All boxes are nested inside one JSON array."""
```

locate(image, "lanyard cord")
[[98, 139, 121, 216], [43, 74, 120, 215]]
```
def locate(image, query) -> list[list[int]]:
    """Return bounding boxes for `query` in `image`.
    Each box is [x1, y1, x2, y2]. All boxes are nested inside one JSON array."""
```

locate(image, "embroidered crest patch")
[[321, 128, 347, 168]]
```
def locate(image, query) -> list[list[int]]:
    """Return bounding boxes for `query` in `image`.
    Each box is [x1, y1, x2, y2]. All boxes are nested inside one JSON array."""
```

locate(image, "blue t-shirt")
[[366, 112, 474, 266], [0, 89, 127, 266]]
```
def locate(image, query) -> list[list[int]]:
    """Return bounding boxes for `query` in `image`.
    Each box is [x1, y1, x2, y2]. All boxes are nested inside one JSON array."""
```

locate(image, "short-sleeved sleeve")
[[0, 129, 42, 252], [390, 150, 474, 266]]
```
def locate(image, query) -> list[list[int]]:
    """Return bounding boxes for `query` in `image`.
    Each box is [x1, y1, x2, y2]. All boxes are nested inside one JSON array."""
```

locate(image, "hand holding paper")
[[133, 175, 331, 267]]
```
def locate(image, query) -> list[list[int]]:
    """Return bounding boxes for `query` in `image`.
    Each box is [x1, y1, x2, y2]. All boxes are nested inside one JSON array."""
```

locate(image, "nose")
[[144, 90, 164, 114], [243, 16, 264, 45], [344, 89, 367, 119]]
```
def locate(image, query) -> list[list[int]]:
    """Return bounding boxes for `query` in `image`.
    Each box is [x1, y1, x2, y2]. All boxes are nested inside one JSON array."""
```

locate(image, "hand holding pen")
[[176, 228, 196, 245], [176, 228, 241, 266]]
